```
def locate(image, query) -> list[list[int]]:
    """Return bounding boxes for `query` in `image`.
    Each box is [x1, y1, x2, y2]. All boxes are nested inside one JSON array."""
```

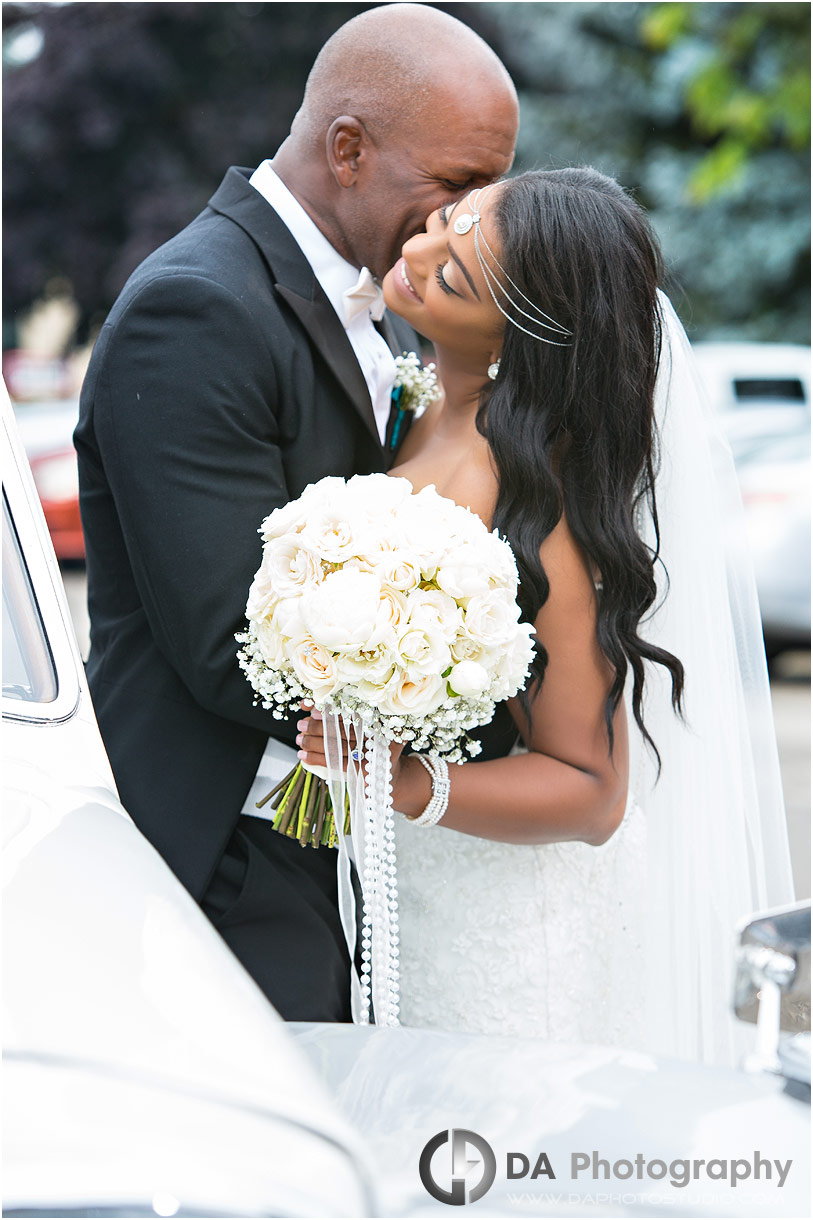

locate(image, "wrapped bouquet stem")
[[237, 473, 536, 1024]]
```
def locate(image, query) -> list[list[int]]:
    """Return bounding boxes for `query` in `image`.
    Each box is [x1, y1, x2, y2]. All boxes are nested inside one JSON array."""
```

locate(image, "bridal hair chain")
[[453, 185, 573, 347]]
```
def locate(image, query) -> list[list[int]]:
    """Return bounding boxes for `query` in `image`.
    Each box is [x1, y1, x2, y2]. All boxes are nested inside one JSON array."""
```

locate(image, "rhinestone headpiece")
[[453, 185, 573, 347]]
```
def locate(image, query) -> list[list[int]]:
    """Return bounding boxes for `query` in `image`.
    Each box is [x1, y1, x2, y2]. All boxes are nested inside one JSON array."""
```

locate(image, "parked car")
[[692, 342, 810, 450], [2, 388, 375, 1218], [2, 387, 809, 1219], [735, 428, 811, 656], [10, 395, 83, 560]]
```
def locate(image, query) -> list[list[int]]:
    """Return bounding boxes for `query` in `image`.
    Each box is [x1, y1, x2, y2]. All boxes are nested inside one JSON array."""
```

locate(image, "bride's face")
[[382, 187, 505, 370]]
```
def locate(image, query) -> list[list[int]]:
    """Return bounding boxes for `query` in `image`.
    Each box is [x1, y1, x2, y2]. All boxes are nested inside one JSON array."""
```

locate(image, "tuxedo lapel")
[[208, 167, 382, 449]]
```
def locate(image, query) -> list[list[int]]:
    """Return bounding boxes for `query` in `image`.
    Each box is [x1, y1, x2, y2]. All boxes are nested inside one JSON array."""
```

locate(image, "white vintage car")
[[2, 389, 809, 1219]]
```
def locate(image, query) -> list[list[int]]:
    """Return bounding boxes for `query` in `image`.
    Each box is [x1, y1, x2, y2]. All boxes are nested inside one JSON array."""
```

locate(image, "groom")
[[74, 4, 518, 1021]]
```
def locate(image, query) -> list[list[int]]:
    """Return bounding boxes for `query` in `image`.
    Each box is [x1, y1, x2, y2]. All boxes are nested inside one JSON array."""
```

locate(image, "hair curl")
[[479, 168, 684, 765]]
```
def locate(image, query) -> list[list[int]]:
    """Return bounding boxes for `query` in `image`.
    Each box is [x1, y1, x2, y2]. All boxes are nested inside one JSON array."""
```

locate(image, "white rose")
[[260, 498, 308, 542], [373, 550, 423, 593], [245, 564, 277, 621], [406, 588, 462, 643], [449, 631, 484, 663], [447, 659, 490, 698], [435, 545, 492, 599], [301, 568, 381, 652], [264, 537, 324, 598], [378, 669, 446, 718], [395, 626, 451, 679], [302, 510, 368, 563], [255, 619, 287, 669], [368, 587, 410, 649], [463, 589, 521, 648], [288, 634, 340, 700]]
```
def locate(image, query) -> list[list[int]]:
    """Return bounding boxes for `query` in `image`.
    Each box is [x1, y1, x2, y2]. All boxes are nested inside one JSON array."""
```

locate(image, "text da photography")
[[418, 1129, 795, 1207]]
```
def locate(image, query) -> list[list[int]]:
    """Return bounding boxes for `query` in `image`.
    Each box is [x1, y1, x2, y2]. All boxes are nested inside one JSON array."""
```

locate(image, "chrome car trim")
[[2, 387, 82, 725]]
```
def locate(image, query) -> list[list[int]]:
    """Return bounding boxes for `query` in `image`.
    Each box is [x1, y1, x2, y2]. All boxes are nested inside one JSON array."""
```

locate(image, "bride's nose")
[[400, 229, 438, 273]]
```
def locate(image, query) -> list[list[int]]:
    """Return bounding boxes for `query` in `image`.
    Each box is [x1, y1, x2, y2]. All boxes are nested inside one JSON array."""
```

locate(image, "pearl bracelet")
[[407, 753, 450, 827]]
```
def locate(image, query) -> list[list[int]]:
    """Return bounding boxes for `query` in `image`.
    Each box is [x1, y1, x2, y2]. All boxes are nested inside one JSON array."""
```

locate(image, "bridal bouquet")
[[236, 472, 536, 1023]]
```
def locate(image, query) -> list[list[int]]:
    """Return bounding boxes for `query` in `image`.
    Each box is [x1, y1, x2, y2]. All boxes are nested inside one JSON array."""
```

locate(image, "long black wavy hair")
[[480, 168, 684, 763]]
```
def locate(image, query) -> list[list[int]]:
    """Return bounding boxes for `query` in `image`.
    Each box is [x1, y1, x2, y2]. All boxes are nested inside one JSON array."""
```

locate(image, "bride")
[[298, 168, 795, 1066]]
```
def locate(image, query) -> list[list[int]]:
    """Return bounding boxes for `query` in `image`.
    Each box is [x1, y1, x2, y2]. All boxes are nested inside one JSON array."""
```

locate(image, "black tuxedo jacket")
[[75, 166, 417, 900]]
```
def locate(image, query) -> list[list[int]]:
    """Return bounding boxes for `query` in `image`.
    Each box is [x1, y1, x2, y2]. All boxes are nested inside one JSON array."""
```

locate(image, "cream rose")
[[394, 626, 451, 679], [378, 669, 446, 718], [301, 568, 381, 652], [264, 536, 324, 598], [335, 646, 397, 686], [255, 619, 287, 668], [373, 550, 423, 593], [288, 634, 340, 700], [245, 564, 277, 621]]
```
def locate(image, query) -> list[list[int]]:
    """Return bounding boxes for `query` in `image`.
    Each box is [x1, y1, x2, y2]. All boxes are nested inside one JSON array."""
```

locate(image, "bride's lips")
[[393, 256, 423, 304]]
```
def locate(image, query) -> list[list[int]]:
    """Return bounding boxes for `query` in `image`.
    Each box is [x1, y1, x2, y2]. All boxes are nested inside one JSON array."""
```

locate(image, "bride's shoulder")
[[538, 515, 599, 609]]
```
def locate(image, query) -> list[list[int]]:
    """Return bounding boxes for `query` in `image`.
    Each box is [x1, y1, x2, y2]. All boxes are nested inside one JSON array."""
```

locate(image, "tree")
[[2, 1, 504, 342], [490, 1, 810, 340]]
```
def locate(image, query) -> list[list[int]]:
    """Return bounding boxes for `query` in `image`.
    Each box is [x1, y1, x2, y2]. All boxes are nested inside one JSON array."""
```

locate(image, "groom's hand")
[[296, 707, 406, 778]]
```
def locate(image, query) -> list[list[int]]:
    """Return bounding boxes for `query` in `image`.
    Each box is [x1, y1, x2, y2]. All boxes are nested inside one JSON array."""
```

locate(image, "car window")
[[2, 489, 58, 704], [733, 378, 806, 403]]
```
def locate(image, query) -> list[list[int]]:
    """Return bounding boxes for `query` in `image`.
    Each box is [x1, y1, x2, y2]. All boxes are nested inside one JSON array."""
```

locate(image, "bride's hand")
[[296, 708, 406, 777]]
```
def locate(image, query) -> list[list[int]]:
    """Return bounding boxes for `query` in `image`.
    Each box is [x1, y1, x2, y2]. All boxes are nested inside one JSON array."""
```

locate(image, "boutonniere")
[[388, 352, 441, 451]]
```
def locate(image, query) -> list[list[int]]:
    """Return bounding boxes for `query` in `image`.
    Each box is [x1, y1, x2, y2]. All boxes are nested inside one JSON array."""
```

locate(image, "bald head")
[[273, 3, 518, 278], [295, 4, 517, 148]]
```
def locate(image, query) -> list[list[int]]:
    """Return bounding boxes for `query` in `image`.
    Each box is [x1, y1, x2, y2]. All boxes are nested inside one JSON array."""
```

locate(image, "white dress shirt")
[[243, 162, 399, 819], [249, 160, 397, 442]]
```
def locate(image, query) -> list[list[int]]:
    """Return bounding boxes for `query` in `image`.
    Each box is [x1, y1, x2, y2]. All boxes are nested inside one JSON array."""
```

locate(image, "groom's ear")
[[326, 116, 372, 188]]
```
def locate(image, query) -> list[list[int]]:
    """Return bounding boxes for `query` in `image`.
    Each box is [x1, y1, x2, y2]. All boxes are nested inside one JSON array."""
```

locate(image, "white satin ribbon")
[[343, 266, 386, 324], [319, 705, 400, 1026]]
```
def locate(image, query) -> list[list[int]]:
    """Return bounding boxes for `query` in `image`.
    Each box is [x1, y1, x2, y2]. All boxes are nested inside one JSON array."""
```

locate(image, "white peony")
[[406, 588, 463, 643], [435, 544, 492, 599], [335, 646, 397, 686], [301, 568, 381, 652]]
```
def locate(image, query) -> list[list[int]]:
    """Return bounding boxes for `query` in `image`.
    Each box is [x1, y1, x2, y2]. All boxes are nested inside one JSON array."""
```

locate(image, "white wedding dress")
[[391, 296, 795, 1067]]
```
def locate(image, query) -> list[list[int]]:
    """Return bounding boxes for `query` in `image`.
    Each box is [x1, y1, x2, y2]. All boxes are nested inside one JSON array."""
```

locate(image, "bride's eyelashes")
[[435, 264, 459, 296]]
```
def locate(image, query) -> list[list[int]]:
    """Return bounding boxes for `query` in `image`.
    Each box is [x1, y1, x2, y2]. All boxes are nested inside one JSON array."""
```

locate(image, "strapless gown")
[[394, 703, 648, 1048]]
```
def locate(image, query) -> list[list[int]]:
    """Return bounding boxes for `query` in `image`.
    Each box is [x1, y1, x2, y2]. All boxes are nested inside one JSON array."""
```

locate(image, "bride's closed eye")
[[435, 264, 457, 296]]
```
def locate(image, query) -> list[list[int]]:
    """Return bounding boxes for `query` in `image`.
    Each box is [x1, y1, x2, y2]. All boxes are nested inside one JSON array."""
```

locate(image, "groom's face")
[[346, 80, 518, 279]]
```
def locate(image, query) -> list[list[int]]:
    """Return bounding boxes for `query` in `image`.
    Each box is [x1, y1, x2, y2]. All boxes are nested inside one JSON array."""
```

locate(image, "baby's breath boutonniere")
[[388, 351, 441, 451]]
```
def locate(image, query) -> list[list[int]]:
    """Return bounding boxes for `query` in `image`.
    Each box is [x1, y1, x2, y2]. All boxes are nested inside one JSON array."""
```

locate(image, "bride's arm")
[[298, 516, 629, 847], [394, 515, 628, 846]]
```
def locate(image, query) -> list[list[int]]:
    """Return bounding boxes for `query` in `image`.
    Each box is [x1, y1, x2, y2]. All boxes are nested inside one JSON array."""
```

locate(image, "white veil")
[[634, 293, 796, 1065]]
